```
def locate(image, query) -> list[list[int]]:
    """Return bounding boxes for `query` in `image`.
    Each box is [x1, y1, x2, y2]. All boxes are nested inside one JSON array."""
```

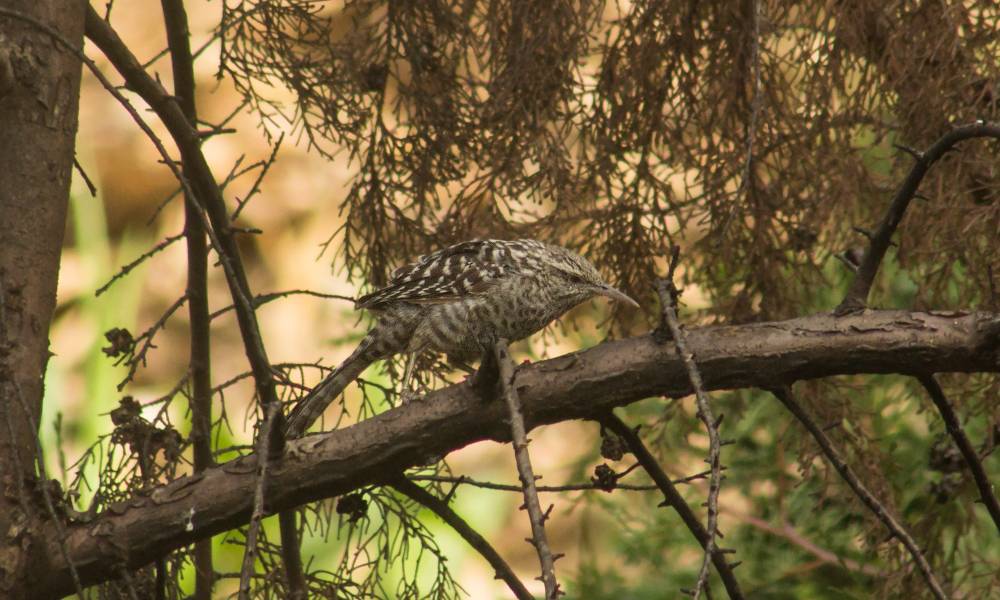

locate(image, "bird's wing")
[[355, 240, 534, 309]]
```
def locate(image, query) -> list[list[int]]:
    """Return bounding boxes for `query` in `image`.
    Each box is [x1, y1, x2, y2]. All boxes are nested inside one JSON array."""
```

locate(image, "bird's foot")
[[400, 389, 420, 403]]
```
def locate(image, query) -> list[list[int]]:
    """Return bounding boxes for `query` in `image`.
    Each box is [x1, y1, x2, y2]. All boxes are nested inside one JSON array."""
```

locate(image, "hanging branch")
[[654, 247, 725, 600], [601, 414, 744, 600], [391, 476, 533, 600], [159, 0, 216, 596], [494, 340, 561, 599], [917, 375, 1000, 533], [836, 122, 1000, 314], [770, 386, 949, 600]]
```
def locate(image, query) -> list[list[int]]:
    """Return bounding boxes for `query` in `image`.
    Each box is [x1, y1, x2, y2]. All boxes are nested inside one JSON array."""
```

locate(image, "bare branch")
[[654, 247, 725, 600], [159, 0, 216, 595], [770, 386, 949, 600], [406, 470, 713, 493], [724, 508, 882, 577], [837, 122, 1000, 314], [917, 375, 1000, 533], [391, 476, 533, 600], [232, 132, 284, 220], [602, 414, 744, 600], [494, 340, 560, 599], [83, 6, 283, 420]]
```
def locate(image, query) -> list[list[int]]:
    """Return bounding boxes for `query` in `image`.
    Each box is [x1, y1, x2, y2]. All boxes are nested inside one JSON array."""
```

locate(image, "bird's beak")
[[595, 284, 640, 308]]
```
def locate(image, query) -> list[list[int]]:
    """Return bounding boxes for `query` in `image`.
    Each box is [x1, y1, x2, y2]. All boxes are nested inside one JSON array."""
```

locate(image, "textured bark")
[[0, 1, 85, 596], [33, 309, 1000, 598]]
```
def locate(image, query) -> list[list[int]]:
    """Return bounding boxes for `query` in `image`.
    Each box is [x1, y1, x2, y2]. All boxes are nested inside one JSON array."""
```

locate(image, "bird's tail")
[[284, 335, 379, 438]]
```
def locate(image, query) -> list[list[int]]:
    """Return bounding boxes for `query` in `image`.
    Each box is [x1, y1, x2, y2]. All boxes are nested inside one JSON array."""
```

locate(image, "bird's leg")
[[400, 353, 418, 403], [469, 346, 500, 400]]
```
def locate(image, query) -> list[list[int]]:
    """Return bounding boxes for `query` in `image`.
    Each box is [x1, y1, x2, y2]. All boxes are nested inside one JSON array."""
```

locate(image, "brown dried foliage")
[[220, 0, 999, 322]]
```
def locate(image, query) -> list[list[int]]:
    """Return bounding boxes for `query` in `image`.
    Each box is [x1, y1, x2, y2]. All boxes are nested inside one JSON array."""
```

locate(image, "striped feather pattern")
[[356, 239, 548, 309]]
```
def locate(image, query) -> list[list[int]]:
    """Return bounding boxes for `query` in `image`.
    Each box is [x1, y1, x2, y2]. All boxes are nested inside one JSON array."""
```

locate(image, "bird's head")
[[545, 245, 640, 308]]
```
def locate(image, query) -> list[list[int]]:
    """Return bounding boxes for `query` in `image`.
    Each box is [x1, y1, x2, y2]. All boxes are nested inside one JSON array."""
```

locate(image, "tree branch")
[[34, 309, 999, 597], [653, 247, 725, 600], [495, 340, 560, 599], [83, 5, 283, 423], [157, 0, 216, 593], [917, 374, 1000, 533], [836, 122, 1000, 314], [391, 477, 533, 600], [770, 387, 949, 600], [602, 414, 744, 600]]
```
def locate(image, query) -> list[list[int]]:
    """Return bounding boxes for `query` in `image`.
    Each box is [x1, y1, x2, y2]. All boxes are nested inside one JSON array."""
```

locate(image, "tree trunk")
[[0, 1, 85, 595]]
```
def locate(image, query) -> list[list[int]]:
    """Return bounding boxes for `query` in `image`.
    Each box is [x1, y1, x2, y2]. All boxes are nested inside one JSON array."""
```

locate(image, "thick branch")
[[36, 310, 1000, 597], [837, 122, 1000, 314]]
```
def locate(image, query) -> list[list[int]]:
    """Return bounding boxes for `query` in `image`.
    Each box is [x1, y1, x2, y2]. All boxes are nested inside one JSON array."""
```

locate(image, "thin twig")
[[407, 470, 713, 493], [770, 386, 949, 599], [494, 339, 560, 599], [84, 13, 304, 593], [73, 157, 98, 196], [718, 0, 763, 236], [239, 402, 280, 599], [655, 247, 724, 600], [210, 289, 355, 320], [232, 132, 284, 220], [83, 6, 283, 418], [95, 232, 184, 297], [837, 122, 1000, 314], [118, 293, 188, 389], [917, 374, 1000, 533], [602, 414, 744, 600], [391, 476, 533, 600]]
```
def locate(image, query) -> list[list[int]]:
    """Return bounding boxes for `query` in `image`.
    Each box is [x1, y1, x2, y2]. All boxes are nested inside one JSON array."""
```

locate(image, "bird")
[[284, 239, 638, 437]]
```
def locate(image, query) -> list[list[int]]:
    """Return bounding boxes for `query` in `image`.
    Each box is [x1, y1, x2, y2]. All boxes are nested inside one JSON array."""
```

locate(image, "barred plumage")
[[284, 239, 637, 437]]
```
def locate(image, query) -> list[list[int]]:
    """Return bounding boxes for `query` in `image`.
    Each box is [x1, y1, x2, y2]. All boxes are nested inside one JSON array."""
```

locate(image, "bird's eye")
[[568, 274, 585, 284]]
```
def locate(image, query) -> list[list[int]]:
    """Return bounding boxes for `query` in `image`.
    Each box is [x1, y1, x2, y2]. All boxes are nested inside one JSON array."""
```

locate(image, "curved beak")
[[595, 284, 640, 308]]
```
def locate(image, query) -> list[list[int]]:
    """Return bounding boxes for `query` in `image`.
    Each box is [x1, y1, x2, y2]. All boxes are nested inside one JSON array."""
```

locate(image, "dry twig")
[[494, 339, 561, 599], [602, 414, 744, 599], [654, 247, 725, 600]]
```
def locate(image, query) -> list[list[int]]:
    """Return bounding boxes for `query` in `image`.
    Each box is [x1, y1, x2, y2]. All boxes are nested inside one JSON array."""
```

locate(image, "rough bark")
[[33, 309, 1000, 598], [0, 1, 85, 596]]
